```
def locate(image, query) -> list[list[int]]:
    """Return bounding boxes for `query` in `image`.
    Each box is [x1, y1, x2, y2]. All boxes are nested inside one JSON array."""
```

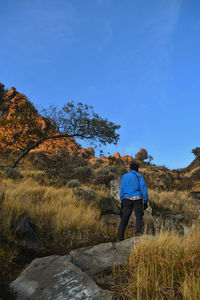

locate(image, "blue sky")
[[1, 0, 200, 169]]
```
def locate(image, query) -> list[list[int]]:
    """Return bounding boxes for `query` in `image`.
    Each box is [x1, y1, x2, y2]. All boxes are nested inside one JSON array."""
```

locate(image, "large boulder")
[[10, 237, 154, 299], [68, 237, 149, 276], [10, 255, 111, 300], [110, 178, 121, 203], [100, 197, 120, 215]]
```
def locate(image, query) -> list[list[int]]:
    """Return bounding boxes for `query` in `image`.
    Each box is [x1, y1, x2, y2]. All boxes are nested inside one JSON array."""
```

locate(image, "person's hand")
[[144, 202, 148, 210]]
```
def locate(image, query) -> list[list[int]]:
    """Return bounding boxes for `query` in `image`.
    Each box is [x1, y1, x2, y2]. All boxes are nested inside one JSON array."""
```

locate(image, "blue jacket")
[[120, 170, 148, 203]]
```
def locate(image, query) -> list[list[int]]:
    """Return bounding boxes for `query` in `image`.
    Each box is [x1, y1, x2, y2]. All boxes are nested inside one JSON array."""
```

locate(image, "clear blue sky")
[[1, 0, 200, 169]]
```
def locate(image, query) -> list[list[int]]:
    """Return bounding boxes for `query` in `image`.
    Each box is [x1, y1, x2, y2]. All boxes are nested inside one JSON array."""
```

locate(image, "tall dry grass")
[[112, 222, 200, 299], [0, 176, 109, 243], [149, 189, 198, 219]]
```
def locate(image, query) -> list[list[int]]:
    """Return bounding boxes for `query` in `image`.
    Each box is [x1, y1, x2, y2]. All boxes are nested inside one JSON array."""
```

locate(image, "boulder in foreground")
[[10, 255, 111, 300]]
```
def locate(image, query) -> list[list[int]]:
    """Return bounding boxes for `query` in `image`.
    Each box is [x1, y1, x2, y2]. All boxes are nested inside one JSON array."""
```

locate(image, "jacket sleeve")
[[120, 176, 124, 202], [139, 175, 148, 202]]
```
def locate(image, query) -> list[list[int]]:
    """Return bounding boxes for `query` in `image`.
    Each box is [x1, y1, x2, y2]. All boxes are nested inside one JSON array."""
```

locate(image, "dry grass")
[[184, 167, 199, 177], [112, 222, 200, 300], [0, 176, 110, 244], [192, 181, 200, 190], [149, 190, 198, 219]]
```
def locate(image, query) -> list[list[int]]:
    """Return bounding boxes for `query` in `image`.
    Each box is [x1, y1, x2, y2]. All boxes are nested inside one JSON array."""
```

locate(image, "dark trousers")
[[118, 199, 144, 240]]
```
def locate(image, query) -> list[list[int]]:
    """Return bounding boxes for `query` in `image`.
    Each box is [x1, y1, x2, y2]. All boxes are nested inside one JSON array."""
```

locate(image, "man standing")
[[118, 162, 148, 240]]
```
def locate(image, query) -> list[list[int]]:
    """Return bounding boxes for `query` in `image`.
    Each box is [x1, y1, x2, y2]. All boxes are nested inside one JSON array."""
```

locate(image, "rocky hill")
[[0, 84, 200, 300], [0, 83, 200, 193], [0, 83, 94, 158]]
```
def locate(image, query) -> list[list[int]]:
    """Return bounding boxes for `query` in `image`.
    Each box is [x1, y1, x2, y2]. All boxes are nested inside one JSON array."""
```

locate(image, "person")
[[118, 162, 148, 240]]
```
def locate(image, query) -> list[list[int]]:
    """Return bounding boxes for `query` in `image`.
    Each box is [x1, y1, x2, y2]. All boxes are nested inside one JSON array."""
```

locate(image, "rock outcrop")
[[0, 83, 95, 159]]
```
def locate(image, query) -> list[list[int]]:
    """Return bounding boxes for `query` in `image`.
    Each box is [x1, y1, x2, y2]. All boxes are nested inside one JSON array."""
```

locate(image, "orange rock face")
[[0, 83, 94, 158]]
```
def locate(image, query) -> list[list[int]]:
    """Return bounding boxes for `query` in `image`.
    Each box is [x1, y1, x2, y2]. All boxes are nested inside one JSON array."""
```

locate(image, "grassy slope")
[[0, 171, 115, 244], [0, 166, 200, 299], [112, 222, 200, 300]]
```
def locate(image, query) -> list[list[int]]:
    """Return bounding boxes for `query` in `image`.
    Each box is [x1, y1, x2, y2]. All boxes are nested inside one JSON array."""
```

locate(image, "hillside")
[[0, 83, 200, 299], [1, 83, 200, 193]]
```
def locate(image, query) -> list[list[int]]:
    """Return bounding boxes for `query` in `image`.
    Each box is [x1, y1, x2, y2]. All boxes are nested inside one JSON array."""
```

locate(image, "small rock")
[[172, 214, 184, 223], [190, 191, 200, 200], [13, 214, 39, 249], [183, 224, 190, 235], [101, 214, 121, 227], [113, 152, 121, 159]]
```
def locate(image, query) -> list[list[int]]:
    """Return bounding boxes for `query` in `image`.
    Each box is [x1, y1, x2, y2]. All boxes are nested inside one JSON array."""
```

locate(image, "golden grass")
[[0, 177, 109, 243], [192, 181, 200, 190], [149, 189, 198, 219], [112, 222, 200, 300]]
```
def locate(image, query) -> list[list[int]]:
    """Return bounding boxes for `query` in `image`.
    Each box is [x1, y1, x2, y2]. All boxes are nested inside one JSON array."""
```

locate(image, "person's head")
[[130, 162, 139, 172]]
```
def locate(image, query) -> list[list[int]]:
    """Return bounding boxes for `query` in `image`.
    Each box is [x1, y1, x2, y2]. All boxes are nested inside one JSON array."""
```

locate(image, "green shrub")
[[73, 187, 96, 203], [67, 179, 81, 188], [4, 167, 23, 180], [28, 151, 89, 185], [72, 166, 92, 183], [94, 165, 127, 186]]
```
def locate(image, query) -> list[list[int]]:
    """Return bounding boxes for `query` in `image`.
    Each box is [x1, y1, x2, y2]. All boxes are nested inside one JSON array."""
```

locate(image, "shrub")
[[94, 165, 127, 186], [28, 151, 90, 185], [72, 166, 92, 183], [67, 179, 81, 188], [94, 171, 115, 186], [4, 167, 23, 180], [73, 187, 96, 203]]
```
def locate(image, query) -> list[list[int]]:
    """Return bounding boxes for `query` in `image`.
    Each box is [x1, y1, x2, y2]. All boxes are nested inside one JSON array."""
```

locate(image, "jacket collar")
[[130, 170, 138, 174]]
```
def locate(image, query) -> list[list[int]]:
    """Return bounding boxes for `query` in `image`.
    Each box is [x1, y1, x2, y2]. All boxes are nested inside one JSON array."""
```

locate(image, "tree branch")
[[12, 133, 94, 168]]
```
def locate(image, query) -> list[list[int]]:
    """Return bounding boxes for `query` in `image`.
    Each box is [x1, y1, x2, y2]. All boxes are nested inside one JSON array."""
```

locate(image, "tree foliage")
[[42, 102, 120, 146], [5, 101, 120, 167]]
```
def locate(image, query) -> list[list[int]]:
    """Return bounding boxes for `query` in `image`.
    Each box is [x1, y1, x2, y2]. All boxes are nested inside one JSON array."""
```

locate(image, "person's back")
[[118, 162, 148, 240]]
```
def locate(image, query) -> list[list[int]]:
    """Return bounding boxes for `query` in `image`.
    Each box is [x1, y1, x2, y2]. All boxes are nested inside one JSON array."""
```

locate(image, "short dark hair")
[[130, 162, 139, 171]]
